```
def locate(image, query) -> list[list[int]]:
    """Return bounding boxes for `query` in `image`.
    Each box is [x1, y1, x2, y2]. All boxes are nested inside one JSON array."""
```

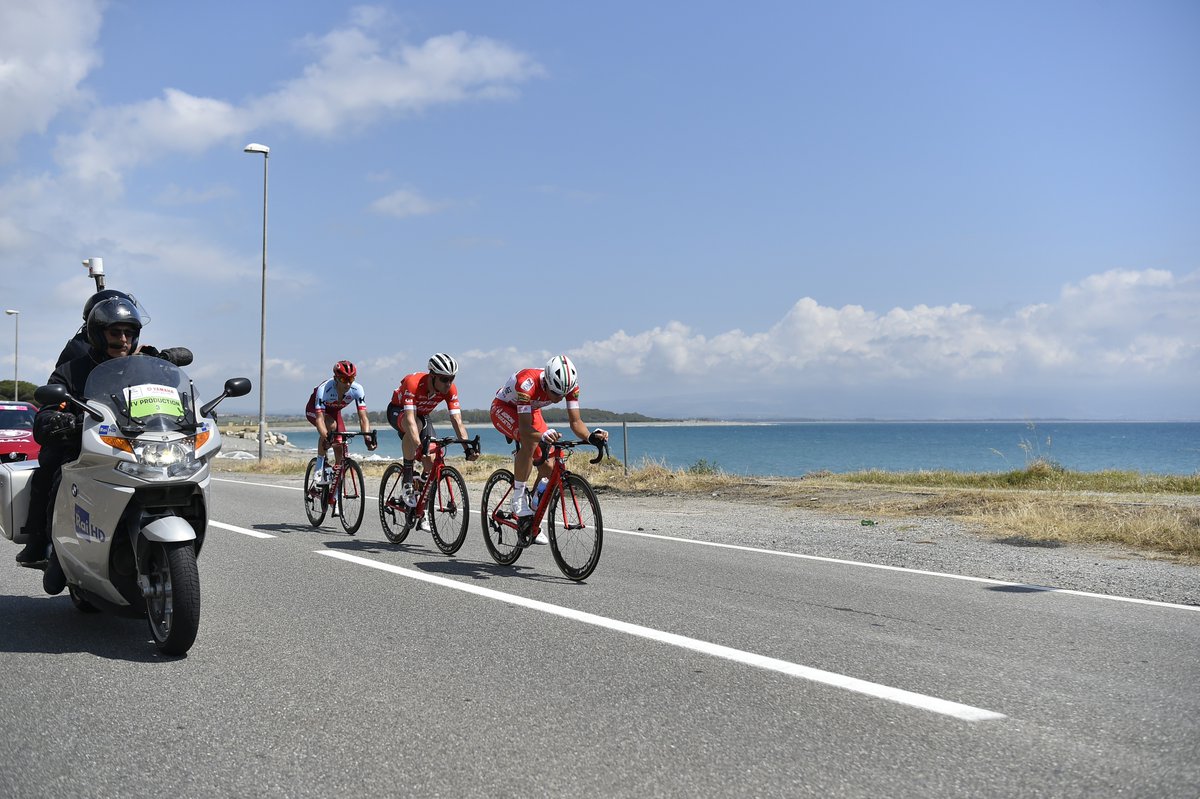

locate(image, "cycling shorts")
[[490, 398, 548, 458], [387, 403, 435, 442]]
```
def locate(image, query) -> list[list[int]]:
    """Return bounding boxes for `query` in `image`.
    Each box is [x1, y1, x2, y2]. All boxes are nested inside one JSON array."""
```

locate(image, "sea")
[[274, 421, 1200, 477]]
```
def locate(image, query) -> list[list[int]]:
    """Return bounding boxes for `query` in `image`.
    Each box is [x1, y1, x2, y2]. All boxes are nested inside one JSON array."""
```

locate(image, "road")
[[2, 472, 1198, 798]]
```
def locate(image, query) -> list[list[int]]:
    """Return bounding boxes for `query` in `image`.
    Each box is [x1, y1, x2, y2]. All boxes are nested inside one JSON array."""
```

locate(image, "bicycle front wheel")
[[548, 473, 603, 581], [304, 458, 328, 527], [480, 469, 522, 566], [378, 463, 414, 544], [428, 466, 470, 555], [338, 458, 366, 535]]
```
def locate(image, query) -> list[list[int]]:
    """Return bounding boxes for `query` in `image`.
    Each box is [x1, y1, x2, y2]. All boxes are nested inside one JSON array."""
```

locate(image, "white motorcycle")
[[5, 355, 249, 655]]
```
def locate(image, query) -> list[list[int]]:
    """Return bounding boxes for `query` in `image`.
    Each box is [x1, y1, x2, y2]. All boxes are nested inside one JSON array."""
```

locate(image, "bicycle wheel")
[[480, 469, 523, 566], [338, 458, 366, 535], [428, 466, 470, 555], [378, 463, 415, 544], [304, 458, 328, 527], [548, 473, 603, 581]]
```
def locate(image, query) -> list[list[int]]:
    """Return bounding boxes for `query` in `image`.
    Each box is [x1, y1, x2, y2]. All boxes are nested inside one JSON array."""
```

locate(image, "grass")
[[213, 452, 1200, 562]]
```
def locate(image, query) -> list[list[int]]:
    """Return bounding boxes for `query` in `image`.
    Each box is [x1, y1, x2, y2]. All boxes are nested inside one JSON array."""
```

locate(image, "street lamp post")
[[243, 143, 270, 461], [3, 310, 16, 401]]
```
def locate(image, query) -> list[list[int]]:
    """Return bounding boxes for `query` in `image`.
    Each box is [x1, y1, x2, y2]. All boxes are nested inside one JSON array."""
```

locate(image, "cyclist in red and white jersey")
[[386, 353, 479, 506], [490, 355, 608, 534], [306, 360, 376, 484]]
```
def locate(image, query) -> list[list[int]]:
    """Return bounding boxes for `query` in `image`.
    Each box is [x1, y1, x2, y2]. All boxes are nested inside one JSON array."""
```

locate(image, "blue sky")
[[1, 0, 1197, 420]]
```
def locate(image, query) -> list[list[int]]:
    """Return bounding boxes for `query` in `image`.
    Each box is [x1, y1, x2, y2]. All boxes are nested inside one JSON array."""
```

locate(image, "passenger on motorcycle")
[[15, 298, 152, 591], [385, 353, 479, 507], [490, 355, 608, 533], [306, 361, 377, 485]]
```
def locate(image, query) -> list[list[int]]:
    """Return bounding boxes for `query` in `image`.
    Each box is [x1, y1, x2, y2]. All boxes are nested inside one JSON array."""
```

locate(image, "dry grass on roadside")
[[212, 453, 1200, 561]]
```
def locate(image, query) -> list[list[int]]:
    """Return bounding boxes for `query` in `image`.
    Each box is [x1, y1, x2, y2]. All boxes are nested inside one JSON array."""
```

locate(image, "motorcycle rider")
[[14, 297, 152, 589], [56, 289, 190, 367]]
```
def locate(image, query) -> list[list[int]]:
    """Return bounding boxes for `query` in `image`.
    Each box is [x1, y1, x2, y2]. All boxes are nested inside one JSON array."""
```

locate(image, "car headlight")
[[115, 438, 204, 480]]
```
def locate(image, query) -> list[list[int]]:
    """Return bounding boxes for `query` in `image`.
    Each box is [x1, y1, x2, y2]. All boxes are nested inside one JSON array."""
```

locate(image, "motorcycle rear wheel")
[[145, 541, 201, 656]]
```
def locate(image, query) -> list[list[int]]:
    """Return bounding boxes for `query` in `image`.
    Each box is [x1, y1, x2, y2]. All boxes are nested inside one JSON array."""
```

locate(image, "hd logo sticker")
[[74, 505, 107, 543]]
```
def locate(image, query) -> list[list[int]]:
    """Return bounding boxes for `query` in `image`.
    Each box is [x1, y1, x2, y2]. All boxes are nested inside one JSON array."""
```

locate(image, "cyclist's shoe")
[[401, 482, 418, 508], [331, 507, 340, 518], [314, 476, 330, 487], [510, 489, 534, 518], [532, 530, 550, 545]]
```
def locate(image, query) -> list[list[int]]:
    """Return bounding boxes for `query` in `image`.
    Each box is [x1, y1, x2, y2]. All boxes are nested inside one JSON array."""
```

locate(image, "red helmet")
[[333, 360, 357, 381]]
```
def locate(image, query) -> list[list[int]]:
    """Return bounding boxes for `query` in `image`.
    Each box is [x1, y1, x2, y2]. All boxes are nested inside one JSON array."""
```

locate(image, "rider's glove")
[[540, 429, 559, 443], [158, 347, 193, 367], [366, 435, 378, 451], [588, 429, 608, 446], [34, 410, 77, 445]]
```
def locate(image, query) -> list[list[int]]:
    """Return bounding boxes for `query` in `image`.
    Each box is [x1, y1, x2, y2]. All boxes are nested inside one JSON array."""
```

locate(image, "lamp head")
[[243, 143, 270, 155]]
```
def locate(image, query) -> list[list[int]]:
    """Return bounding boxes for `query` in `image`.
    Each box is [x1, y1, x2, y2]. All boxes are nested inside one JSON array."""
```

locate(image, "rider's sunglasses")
[[107, 327, 137, 340], [434, 375, 454, 387]]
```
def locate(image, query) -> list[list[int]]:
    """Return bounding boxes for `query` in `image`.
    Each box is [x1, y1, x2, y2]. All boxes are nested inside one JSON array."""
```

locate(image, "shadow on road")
[[0, 593, 172, 662], [319, 540, 574, 584]]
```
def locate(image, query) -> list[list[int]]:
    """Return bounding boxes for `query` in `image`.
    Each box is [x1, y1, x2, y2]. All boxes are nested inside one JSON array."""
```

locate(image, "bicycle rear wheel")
[[304, 458, 328, 527], [548, 473, 603, 581], [480, 469, 523, 566], [378, 463, 415, 544], [428, 466, 470, 555], [338, 458, 366, 535]]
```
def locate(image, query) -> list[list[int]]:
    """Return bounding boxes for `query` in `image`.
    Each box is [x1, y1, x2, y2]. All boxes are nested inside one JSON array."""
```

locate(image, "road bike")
[[303, 430, 377, 535], [481, 439, 609, 581], [378, 435, 480, 554]]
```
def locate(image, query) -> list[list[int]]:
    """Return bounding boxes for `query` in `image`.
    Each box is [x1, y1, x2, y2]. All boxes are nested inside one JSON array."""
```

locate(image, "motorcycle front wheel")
[[144, 541, 201, 656]]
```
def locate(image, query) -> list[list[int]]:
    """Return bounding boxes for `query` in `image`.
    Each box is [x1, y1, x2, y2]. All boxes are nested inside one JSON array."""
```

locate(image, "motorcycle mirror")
[[199, 377, 253, 418], [225, 377, 252, 398], [35, 384, 68, 406]]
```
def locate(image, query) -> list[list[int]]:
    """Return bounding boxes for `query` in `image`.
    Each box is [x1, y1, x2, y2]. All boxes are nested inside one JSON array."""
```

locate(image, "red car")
[[0, 402, 39, 462]]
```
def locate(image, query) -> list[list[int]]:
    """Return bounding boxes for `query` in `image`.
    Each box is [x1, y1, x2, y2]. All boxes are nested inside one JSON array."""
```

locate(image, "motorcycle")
[[2, 355, 250, 655]]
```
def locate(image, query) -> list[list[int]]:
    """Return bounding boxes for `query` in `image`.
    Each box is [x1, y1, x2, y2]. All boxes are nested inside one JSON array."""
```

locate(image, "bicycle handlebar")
[[533, 438, 610, 467], [420, 434, 482, 457], [330, 430, 378, 448]]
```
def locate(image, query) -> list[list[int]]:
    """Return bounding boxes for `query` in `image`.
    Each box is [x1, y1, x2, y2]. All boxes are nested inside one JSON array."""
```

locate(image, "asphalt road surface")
[[2, 472, 1198, 798]]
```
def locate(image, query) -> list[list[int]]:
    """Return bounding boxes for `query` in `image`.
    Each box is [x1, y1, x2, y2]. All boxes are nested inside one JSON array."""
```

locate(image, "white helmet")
[[542, 354, 578, 396], [427, 352, 459, 377]]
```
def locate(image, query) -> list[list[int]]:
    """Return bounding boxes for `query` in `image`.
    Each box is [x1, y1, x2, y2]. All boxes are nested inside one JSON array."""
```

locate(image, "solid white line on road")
[[610, 529, 1200, 613], [317, 549, 1006, 722], [209, 520, 276, 538], [212, 476, 1197, 612]]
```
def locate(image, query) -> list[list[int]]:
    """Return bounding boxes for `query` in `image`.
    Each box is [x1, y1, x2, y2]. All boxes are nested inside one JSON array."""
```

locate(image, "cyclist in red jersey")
[[386, 353, 479, 506], [306, 360, 376, 484], [490, 354, 608, 539]]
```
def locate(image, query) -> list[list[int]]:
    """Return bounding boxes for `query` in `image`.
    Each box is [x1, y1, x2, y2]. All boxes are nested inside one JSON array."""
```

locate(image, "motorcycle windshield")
[[83, 355, 196, 433]]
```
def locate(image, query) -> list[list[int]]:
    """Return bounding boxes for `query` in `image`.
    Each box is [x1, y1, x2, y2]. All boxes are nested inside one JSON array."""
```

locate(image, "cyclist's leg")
[[419, 415, 436, 473], [306, 403, 331, 483], [330, 411, 347, 465]]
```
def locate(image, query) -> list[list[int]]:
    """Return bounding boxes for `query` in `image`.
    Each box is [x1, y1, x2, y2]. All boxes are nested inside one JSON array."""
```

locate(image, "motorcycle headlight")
[[115, 437, 204, 481]]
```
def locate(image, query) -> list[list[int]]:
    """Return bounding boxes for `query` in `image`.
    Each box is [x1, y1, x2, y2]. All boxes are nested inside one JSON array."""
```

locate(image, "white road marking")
[[211, 476, 1198, 612], [209, 520, 276, 538], [317, 549, 1004, 721], [613, 529, 1200, 613]]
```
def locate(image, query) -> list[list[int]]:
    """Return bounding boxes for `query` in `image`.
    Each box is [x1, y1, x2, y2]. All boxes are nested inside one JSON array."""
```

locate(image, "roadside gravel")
[[590, 488, 1200, 608]]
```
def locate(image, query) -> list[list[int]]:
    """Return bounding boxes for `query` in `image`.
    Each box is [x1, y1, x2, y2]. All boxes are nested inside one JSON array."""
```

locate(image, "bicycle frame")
[[489, 444, 574, 535], [382, 435, 479, 519], [319, 431, 375, 508]]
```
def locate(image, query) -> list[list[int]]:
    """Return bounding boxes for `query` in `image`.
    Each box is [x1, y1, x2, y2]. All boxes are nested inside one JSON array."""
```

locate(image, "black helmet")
[[86, 296, 143, 353], [81, 289, 150, 324]]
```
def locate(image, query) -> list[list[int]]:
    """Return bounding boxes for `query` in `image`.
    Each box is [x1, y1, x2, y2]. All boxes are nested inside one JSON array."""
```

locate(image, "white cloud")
[[0, 0, 103, 160], [370, 188, 448, 218], [50, 10, 544, 185], [572, 269, 1200, 389]]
